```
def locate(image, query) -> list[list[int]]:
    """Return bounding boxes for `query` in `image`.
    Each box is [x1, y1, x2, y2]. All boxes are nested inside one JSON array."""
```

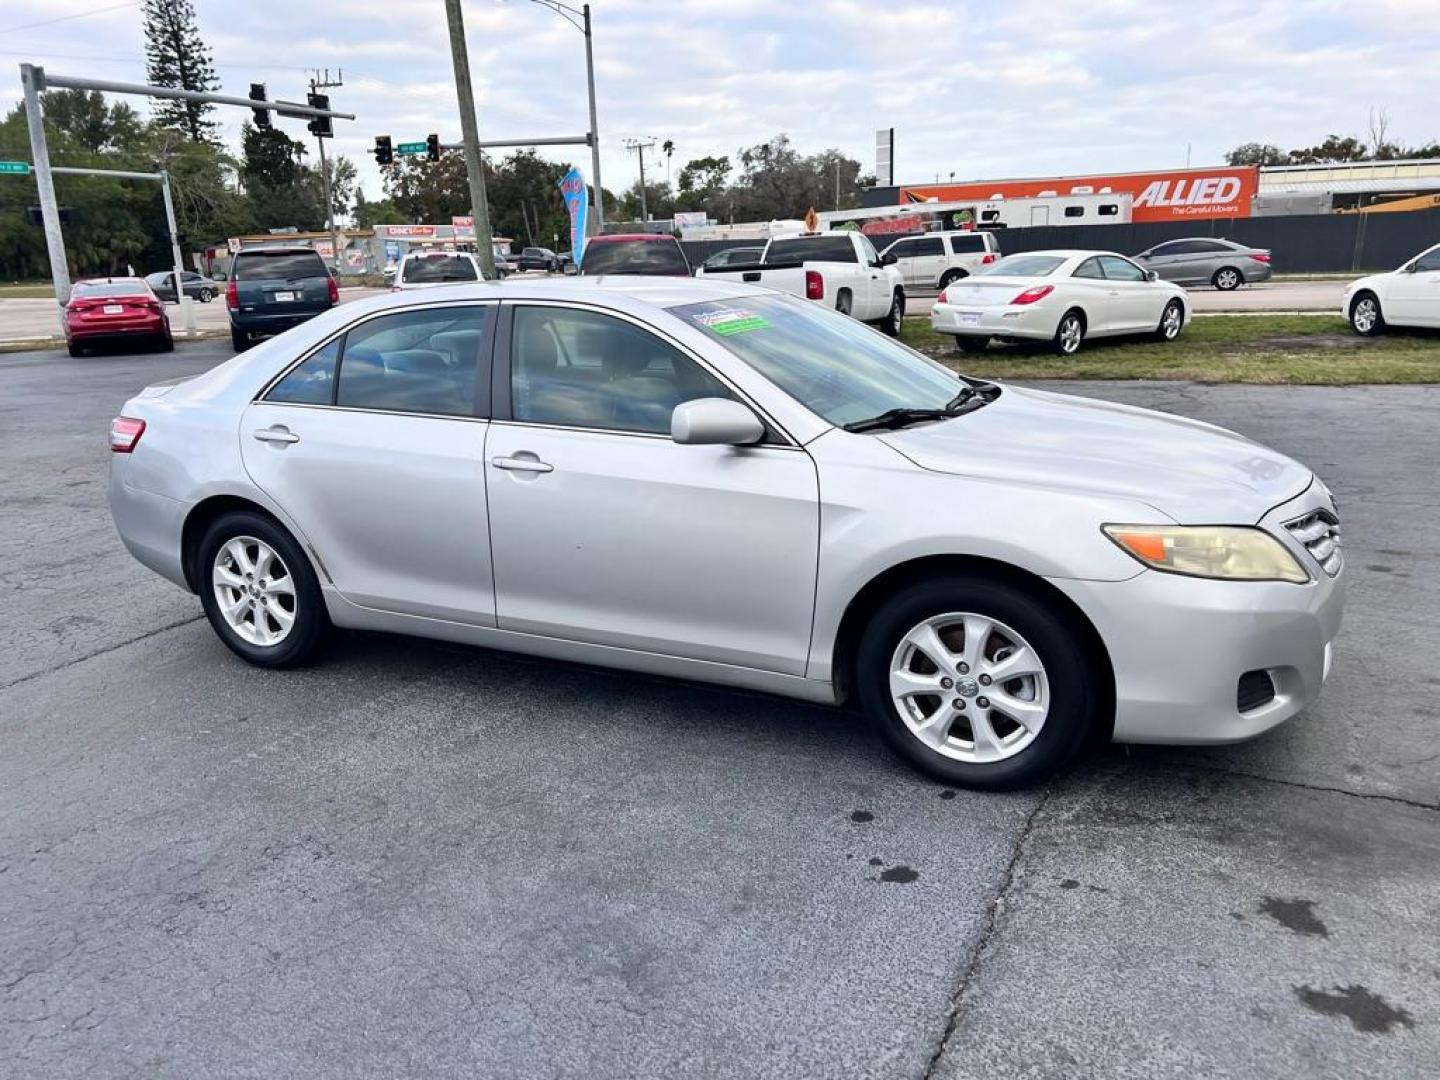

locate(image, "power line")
[[0, 0, 138, 35]]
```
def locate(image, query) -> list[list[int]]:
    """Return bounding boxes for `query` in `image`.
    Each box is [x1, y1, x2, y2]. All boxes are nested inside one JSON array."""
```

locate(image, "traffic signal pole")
[[442, 0, 497, 277], [20, 64, 69, 328]]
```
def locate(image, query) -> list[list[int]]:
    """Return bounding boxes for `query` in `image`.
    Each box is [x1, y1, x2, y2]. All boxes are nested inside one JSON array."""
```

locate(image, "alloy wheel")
[[1352, 297, 1377, 334], [1162, 302, 1182, 339], [1058, 315, 1083, 354], [212, 535, 297, 646], [889, 612, 1050, 764], [1216, 269, 1240, 290]]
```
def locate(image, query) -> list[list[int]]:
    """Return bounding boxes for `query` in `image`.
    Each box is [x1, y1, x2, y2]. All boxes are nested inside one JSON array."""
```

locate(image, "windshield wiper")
[[843, 407, 956, 433]]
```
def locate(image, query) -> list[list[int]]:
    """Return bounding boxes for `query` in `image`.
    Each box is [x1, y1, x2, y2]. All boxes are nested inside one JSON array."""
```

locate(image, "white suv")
[[392, 251, 487, 291], [882, 231, 1002, 291]]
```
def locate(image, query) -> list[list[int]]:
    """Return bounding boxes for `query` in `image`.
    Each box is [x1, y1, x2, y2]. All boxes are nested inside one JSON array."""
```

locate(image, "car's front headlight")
[[1102, 525, 1309, 583]]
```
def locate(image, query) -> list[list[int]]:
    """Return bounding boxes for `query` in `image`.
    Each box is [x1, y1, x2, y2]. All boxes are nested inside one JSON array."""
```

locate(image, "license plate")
[[274, 290, 296, 302], [959, 312, 981, 326], [103, 304, 124, 315]]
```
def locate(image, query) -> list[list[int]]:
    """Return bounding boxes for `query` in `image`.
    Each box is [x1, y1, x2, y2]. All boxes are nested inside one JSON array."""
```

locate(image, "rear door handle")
[[491, 455, 553, 474], [253, 426, 300, 444]]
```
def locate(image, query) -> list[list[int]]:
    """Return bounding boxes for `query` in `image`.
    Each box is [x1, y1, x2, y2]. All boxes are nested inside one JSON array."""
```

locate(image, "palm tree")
[[662, 139, 675, 187]]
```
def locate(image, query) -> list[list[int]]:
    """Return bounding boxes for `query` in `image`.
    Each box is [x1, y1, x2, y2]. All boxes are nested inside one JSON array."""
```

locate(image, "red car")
[[579, 233, 692, 276], [64, 278, 173, 357]]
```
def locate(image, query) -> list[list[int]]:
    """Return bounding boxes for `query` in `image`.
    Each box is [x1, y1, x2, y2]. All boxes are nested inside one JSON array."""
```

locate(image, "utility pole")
[[20, 64, 69, 328], [443, 0, 496, 277], [310, 68, 343, 274], [581, 4, 605, 234], [624, 138, 656, 222]]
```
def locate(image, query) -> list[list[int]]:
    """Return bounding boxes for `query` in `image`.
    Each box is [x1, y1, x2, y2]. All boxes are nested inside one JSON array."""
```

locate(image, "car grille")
[[1285, 508, 1342, 576], [1237, 670, 1276, 713]]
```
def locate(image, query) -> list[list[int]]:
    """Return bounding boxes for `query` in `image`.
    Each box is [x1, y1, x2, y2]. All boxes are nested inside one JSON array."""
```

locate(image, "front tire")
[[1053, 310, 1085, 356], [197, 511, 331, 668], [198, 287, 214, 303], [855, 575, 1099, 790], [1213, 267, 1242, 291], [1350, 292, 1384, 336], [1153, 299, 1184, 342], [880, 289, 904, 337]]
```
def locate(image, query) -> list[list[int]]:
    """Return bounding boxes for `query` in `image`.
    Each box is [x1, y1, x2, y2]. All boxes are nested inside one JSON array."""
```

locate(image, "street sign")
[[397, 141, 427, 155], [0, 161, 32, 175]]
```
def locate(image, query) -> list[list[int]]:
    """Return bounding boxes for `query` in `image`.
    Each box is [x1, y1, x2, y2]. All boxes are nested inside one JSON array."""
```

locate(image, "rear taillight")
[[110, 416, 145, 453], [327, 276, 339, 303], [225, 278, 238, 309], [804, 269, 823, 301], [1010, 285, 1055, 305], [1250, 253, 1271, 263], [981, 253, 997, 264], [938, 288, 949, 304]]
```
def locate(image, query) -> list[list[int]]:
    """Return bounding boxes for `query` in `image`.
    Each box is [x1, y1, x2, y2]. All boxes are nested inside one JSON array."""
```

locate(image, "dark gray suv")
[[1134, 238, 1273, 290], [226, 245, 337, 351]]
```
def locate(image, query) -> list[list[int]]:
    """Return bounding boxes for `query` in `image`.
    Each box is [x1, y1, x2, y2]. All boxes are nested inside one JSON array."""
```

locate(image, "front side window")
[[1099, 255, 1146, 282], [886, 239, 915, 259], [857, 234, 882, 267], [1410, 247, 1440, 272], [672, 294, 965, 429], [334, 306, 489, 416], [510, 306, 734, 435], [266, 338, 340, 405]]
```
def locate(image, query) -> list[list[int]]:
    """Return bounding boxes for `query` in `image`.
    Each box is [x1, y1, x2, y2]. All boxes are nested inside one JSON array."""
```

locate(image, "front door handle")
[[253, 426, 300, 444], [491, 455, 554, 474]]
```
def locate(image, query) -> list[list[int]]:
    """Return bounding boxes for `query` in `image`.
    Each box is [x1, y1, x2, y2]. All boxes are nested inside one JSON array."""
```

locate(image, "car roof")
[[1002, 249, 1123, 259], [342, 276, 768, 313], [234, 244, 322, 255], [587, 233, 680, 243]]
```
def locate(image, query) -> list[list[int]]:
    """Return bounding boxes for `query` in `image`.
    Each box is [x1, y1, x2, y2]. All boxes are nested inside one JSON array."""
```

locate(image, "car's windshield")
[[234, 251, 326, 281], [977, 254, 1066, 277], [581, 239, 689, 275], [671, 293, 975, 428], [401, 254, 479, 283]]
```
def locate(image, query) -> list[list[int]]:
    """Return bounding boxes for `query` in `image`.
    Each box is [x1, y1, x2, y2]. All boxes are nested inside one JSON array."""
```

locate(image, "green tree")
[[380, 149, 471, 223], [352, 190, 408, 228], [676, 155, 730, 214], [1225, 143, 1288, 166], [142, 0, 220, 142], [486, 149, 572, 245], [241, 123, 325, 230]]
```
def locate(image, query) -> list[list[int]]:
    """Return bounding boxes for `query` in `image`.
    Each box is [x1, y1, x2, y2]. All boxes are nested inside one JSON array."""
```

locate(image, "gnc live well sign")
[[901, 166, 1259, 223]]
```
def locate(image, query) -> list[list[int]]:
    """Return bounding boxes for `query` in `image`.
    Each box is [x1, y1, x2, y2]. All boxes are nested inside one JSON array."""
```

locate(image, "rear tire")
[[1052, 310, 1085, 356], [198, 287, 214, 303], [880, 289, 904, 337], [1213, 267, 1242, 291], [67, 341, 85, 358], [197, 511, 331, 669], [855, 574, 1099, 790], [157, 332, 174, 353], [836, 290, 853, 317], [1349, 291, 1384, 336], [230, 326, 250, 353], [938, 269, 966, 290], [955, 336, 990, 353]]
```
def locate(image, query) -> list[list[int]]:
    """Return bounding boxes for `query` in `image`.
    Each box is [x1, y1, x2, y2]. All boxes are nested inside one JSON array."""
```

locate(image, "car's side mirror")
[[880, 252, 898, 266], [671, 398, 765, 446], [1145, 270, 1159, 282]]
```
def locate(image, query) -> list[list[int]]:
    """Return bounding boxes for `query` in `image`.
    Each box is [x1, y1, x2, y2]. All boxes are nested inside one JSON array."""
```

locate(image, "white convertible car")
[[1344, 242, 1440, 335], [931, 250, 1190, 355]]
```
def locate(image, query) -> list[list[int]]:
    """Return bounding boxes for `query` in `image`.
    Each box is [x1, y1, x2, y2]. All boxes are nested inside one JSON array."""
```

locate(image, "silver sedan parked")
[[1134, 237, 1273, 290], [109, 279, 1344, 789]]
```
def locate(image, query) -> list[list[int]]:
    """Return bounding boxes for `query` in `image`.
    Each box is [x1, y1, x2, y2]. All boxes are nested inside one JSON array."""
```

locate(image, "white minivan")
[[882, 231, 1002, 291]]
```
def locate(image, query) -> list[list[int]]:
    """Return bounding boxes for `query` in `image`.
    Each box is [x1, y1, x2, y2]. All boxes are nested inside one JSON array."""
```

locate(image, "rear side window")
[[766, 236, 857, 264], [266, 339, 340, 405], [401, 254, 479, 284], [949, 235, 987, 254], [1063, 206, 1085, 218], [234, 251, 327, 281], [911, 237, 944, 257], [333, 306, 490, 416], [581, 239, 690, 275], [1072, 257, 1105, 280]]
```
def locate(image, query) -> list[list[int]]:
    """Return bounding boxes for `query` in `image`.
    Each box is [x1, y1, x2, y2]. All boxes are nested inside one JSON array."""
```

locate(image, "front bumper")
[[1048, 488, 1345, 745], [930, 300, 1056, 340]]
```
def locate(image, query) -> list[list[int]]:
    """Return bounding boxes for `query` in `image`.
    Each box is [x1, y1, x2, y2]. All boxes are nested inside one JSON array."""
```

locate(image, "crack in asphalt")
[[0, 615, 203, 695], [1180, 761, 1440, 813], [921, 786, 1052, 1080]]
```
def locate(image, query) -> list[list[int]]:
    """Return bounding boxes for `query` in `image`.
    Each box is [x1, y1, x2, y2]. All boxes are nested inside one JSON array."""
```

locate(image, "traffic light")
[[426, 133, 441, 162], [307, 92, 332, 138], [373, 135, 393, 166], [249, 83, 271, 129]]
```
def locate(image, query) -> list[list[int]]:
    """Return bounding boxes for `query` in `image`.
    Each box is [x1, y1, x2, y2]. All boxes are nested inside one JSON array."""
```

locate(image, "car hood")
[[877, 385, 1312, 523]]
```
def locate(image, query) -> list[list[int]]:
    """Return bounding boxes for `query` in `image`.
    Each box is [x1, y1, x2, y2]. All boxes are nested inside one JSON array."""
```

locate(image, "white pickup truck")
[[695, 231, 906, 335]]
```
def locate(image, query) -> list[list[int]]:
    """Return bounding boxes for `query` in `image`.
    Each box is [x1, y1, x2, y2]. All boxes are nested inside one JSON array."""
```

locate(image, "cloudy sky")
[[4, 0, 1439, 204]]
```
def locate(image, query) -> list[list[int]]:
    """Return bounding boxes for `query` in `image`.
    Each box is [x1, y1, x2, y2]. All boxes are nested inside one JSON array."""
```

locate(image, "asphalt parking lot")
[[3, 340, 1438, 1079]]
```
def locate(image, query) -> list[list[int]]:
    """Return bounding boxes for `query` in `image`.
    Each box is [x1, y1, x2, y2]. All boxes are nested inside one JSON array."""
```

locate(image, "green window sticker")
[[697, 308, 771, 336]]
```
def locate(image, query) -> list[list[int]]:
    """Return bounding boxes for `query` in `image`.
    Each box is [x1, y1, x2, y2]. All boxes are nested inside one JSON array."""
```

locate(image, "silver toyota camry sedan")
[[109, 278, 1344, 789]]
